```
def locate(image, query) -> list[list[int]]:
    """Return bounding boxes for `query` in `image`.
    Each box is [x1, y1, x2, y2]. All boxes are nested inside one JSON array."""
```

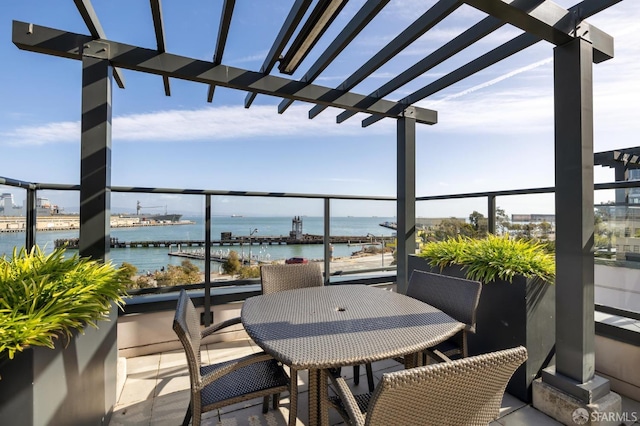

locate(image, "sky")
[[1, 0, 639, 218]]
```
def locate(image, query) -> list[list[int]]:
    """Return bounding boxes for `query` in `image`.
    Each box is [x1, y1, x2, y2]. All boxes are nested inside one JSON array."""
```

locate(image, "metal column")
[[541, 37, 609, 403], [25, 187, 37, 250], [323, 198, 331, 286], [79, 41, 112, 262], [396, 108, 417, 295], [487, 194, 496, 234], [203, 194, 212, 326]]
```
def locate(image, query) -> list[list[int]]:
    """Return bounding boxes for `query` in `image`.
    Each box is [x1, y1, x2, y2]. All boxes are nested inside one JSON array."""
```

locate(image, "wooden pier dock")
[[55, 235, 394, 249]]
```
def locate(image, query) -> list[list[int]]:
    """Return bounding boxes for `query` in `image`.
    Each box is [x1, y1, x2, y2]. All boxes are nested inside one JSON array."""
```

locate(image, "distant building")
[[0, 193, 61, 217], [511, 214, 555, 225], [629, 169, 640, 204]]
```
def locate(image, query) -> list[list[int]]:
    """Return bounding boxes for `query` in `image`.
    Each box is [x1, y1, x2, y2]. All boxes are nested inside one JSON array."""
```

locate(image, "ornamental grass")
[[418, 234, 555, 284], [0, 246, 127, 360]]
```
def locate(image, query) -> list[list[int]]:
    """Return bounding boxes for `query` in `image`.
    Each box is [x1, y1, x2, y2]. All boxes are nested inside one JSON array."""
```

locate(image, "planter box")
[[0, 307, 118, 425], [409, 255, 555, 402]]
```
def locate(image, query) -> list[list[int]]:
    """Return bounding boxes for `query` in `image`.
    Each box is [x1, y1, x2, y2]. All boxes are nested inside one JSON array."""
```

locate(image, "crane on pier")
[[136, 200, 166, 215]]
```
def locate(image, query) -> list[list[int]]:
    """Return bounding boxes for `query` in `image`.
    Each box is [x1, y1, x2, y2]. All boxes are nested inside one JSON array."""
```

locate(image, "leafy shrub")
[[222, 250, 241, 275], [418, 234, 555, 284], [155, 260, 201, 286], [0, 246, 127, 360], [237, 265, 260, 279]]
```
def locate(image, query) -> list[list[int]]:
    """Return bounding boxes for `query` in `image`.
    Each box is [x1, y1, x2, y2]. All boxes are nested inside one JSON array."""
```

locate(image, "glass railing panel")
[[416, 198, 489, 243], [328, 199, 396, 275], [0, 184, 28, 257], [494, 193, 555, 241], [107, 192, 205, 290], [208, 196, 324, 281], [29, 189, 80, 254], [594, 189, 640, 314]]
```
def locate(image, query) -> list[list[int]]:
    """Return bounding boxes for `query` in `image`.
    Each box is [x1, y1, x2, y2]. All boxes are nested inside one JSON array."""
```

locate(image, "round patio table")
[[241, 284, 463, 426]]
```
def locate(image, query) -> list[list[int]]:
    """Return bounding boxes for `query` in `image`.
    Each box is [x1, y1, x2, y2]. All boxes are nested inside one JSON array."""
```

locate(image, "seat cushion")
[[200, 358, 289, 409]]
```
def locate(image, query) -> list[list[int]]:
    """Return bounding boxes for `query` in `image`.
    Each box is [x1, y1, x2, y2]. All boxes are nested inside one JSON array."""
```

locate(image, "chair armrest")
[[201, 316, 242, 339], [327, 370, 367, 426], [199, 351, 278, 390]]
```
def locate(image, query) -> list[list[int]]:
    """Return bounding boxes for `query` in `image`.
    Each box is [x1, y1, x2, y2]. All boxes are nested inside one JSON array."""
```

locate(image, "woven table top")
[[241, 285, 464, 370]]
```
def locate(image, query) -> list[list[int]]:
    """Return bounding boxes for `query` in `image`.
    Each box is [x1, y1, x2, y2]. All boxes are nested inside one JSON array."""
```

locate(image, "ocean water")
[[0, 216, 396, 272]]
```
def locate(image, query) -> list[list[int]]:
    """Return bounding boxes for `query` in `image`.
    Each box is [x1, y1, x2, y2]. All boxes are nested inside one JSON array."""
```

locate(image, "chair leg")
[[262, 396, 269, 413], [273, 392, 280, 409], [365, 363, 375, 392], [353, 365, 360, 385], [182, 400, 192, 426], [289, 368, 299, 426]]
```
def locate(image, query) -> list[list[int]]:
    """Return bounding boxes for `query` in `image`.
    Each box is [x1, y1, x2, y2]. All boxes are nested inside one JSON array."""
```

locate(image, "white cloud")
[[1, 105, 394, 146]]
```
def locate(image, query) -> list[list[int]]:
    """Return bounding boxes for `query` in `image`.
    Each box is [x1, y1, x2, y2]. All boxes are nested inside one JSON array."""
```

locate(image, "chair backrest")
[[407, 270, 482, 332], [173, 289, 203, 386], [260, 263, 323, 294], [365, 346, 528, 426]]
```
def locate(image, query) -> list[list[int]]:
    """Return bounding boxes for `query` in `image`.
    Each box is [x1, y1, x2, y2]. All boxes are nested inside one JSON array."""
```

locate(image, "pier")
[[167, 250, 251, 264], [55, 235, 395, 249]]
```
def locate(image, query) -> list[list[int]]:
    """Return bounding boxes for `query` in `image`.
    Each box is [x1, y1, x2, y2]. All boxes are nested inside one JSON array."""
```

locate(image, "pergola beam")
[[462, 0, 613, 62], [360, 0, 618, 127], [277, 0, 390, 114], [73, 0, 126, 89], [12, 21, 438, 125], [244, 0, 312, 108], [337, 14, 505, 124], [207, 0, 236, 103], [309, 0, 461, 120], [149, 0, 170, 96]]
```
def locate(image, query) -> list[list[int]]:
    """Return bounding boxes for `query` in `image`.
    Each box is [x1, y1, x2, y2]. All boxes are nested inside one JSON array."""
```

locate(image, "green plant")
[[0, 246, 127, 360], [155, 260, 201, 286], [237, 265, 260, 279], [418, 234, 555, 284], [222, 250, 242, 275]]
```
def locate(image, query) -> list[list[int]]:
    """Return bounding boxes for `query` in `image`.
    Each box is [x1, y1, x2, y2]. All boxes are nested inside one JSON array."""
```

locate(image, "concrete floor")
[[110, 337, 640, 426]]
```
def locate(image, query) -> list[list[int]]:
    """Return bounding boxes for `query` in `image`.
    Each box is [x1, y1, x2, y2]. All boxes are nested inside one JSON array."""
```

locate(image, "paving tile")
[[125, 353, 161, 379], [621, 394, 640, 426], [154, 373, 190, 397], [150, 390, 191, 426], [110, 398, 153, 426], [206, 401, 293, 425], [118, 375, 158, 406], [114, 342, 640, 426], [203, 339, 256, 364], [158, 349, 188, 370], [498, 392, 528, 418], [496, 405, 563, 425]]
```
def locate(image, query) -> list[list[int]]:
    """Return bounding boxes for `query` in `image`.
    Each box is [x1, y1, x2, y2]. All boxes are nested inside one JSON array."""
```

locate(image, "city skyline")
[[1, 1, 639, 217]]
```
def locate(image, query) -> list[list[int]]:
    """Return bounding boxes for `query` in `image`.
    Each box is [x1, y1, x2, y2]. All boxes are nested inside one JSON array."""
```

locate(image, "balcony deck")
[[108, 335, 640, 426]]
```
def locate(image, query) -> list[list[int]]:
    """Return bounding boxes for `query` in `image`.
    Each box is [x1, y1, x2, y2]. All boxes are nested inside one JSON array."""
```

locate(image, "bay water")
[[0, 216, 396, 273]]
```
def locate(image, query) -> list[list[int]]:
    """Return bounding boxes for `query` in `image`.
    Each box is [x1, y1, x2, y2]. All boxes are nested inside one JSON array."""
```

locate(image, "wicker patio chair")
[[260, 263, 375, 424], [407, 270, 482, 364], [326, 346, 528, 426], [173, 289, 289, 426]]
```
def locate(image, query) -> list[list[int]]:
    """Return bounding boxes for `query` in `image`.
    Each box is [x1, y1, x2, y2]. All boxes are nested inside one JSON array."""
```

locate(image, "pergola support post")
[[396, 108, 416, 295], [79, 41, 112, 262], [534, 37, 620, 422]]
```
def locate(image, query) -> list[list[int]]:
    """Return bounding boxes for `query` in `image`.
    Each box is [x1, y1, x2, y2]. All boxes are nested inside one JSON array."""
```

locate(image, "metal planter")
[[0, 308, 118, 425]]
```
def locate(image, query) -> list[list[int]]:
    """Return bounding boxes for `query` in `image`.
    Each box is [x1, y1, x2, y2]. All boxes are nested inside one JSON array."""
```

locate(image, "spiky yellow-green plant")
[[0, 246, 127, 360], [418, 234, 555, 284]]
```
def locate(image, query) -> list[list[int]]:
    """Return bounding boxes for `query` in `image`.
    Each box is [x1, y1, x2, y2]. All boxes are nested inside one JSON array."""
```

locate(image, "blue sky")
[[1, 1, 639, 218]]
